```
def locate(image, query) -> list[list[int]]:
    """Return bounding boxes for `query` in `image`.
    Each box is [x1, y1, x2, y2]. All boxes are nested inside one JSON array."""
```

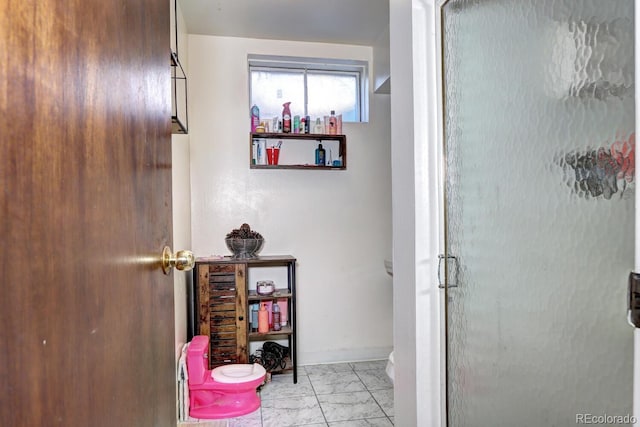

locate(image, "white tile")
[[261, 373, 315, 399], [304, 363, 353, 375], [350, 361, 387, 372], [228, 407, 261, 427], [309, 371, 366, 395], [328, 418, 393, 426], [355, 370, 393, 391], [370, 389, 394, 417], [179, 419, 229, 426], [180, 421, 229, 427], [262, 395, 325, 427], [318, 391, 385, 422]]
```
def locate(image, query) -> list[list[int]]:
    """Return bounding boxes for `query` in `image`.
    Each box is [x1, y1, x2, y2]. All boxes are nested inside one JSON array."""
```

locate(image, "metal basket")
[[225, 237, 264, 259]]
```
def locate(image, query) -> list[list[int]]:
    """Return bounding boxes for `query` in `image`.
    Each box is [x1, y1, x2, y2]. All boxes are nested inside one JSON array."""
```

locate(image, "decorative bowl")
[[225, 237, 264, 259], [256, 280, 275, 296]]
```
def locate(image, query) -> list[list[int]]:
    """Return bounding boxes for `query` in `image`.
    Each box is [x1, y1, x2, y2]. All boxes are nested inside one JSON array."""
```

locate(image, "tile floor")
[[184, 360, 394, 427]]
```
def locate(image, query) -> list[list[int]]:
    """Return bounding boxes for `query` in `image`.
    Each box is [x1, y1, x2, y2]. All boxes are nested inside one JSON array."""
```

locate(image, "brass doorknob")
[[161, 246, 195, 275]]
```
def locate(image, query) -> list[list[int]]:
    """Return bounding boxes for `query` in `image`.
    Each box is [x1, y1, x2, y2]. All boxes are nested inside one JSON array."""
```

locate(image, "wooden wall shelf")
[[250, 133, 347, 170]]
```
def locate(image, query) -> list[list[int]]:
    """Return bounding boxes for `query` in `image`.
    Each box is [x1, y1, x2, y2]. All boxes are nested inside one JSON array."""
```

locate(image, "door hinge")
[[438, 254, 459, 289], [628, 272, 640, 327]]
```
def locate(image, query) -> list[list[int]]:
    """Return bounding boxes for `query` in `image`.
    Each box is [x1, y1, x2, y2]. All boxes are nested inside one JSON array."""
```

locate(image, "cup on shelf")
[[266, 147, 280, 165]]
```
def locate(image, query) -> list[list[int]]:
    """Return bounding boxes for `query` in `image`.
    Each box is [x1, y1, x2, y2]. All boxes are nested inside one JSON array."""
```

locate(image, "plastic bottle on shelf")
[[250, 104, 260, 133], [282, 102, 291, 133], [293, 115, 300, 134], [258, 303, 269, 333], [278, 298, 288, 327], [315, 143, 326, 166], [314, 117, 324, 134], [272, 302, 281, 331], [328, 110, 337, 135], [251, 304, 259, 332]]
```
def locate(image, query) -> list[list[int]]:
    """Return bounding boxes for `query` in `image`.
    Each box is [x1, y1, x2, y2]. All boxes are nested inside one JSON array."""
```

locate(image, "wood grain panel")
[[235, 264, 248, 363], [0, 0, 173, 425], [198, 265, 211, 338]]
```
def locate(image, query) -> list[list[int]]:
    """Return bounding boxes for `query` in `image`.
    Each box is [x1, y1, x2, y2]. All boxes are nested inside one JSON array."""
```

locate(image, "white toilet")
[[384, 259, 394, 384]]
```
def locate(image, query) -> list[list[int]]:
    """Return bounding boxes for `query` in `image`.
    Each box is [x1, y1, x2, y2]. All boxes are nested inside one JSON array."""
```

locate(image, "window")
[[248, 54, 369, 124]]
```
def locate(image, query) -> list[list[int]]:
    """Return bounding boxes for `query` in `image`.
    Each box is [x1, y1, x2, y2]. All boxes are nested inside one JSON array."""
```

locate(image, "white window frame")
[[248, 54, 369, 122]]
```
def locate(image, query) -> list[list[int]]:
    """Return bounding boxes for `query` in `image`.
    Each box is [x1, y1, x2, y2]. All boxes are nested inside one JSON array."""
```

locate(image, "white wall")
[[390, 0, 442, 425], [187, 35, 393, 364]]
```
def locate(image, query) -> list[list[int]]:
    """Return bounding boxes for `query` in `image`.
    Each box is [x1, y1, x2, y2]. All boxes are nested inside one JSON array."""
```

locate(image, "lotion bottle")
[[278, 298, 288, 327], [328, 110, 337, 135], [258, 303, 269, 333], [272, 302, 281, 331]]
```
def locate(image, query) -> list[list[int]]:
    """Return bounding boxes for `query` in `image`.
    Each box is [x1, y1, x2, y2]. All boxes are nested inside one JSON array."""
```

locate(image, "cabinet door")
[[234, 264, 248, 363], [197, 263, 247, 368]]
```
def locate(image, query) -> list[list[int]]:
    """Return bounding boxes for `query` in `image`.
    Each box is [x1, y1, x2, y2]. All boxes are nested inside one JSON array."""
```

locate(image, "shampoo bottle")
[[272, 302, 281, 331], [328, 110, 337, 135], [251, 304, 259, 332], [282, 102, 292, 133], [315, 143, 326, 166], [258, 303, 269, 333]]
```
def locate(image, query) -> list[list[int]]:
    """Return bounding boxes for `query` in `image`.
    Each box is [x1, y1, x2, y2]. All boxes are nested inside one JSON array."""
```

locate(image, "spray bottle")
[[282, 102, 292, 133]]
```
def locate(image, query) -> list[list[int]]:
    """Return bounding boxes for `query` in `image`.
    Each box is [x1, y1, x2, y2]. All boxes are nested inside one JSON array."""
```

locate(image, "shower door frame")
[[634, 1, 640, 421], [433, 0, 640, 424]]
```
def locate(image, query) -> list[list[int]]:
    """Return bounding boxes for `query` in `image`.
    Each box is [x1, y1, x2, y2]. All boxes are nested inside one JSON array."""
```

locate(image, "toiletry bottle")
[[251, 304, 259, 332], [304, 115, 310, 133], [328, 110, 337, 135], [272, 302, 281, 331], [282, 102, 291, 133], [315, 143, 326, 166], [300, 117, 306, 134], [258, 303, 269, 333], [250, 104, 260, 133], [293, 115, 300, 134], [278, 298, 288, 327]]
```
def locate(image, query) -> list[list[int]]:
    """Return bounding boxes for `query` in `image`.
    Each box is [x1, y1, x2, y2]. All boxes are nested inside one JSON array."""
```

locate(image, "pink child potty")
[[187, 335, 266, 419]]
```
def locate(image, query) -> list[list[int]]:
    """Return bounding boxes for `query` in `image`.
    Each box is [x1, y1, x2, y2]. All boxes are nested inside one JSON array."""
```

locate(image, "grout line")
[[307, 370, 329, 426]]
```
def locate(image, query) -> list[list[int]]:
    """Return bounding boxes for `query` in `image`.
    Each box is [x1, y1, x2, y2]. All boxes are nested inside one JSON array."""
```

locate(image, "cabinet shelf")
[[248, 325, 293, 340], [250, 132, 347, 170], [248, 289, 292, 301]]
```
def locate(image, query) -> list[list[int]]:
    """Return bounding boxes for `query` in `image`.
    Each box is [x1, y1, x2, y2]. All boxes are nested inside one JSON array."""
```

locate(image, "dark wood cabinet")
[[193, 255, 298, 383]]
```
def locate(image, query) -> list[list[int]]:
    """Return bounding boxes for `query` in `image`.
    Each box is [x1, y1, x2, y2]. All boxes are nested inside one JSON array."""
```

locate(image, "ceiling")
[[178, 0, 389, 46]]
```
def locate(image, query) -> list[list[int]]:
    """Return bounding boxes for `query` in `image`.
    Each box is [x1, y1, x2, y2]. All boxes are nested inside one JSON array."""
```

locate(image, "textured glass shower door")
[[442, 0, 635, 425]]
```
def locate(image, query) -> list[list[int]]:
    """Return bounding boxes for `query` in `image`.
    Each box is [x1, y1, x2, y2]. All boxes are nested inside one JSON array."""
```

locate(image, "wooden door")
[[0, 1, 176, 426]]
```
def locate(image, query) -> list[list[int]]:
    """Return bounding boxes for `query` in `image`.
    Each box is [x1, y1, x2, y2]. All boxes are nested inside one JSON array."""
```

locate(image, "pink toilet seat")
[[211, 363, 266, 383]]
